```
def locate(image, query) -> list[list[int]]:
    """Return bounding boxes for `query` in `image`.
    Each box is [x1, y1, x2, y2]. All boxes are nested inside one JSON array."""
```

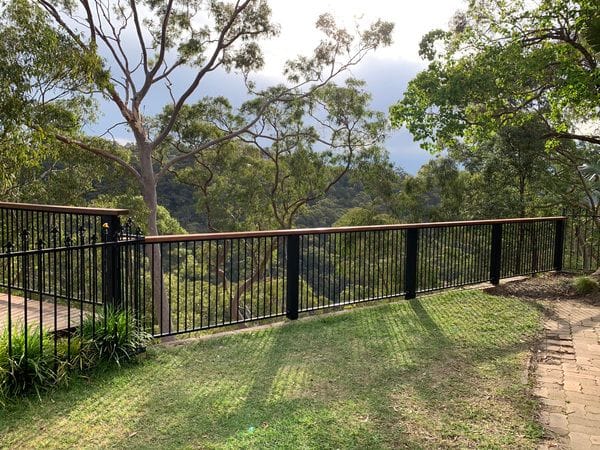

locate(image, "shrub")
[[0, 310, 149, 403], [0, 326, 71, 402], [78, 308, 151, 368], [573, 276, 599, 295]]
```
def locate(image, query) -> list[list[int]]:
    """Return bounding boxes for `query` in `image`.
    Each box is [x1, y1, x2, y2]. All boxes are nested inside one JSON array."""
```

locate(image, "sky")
[[89, 0, 465, 174], [262, 0, 465, 173]]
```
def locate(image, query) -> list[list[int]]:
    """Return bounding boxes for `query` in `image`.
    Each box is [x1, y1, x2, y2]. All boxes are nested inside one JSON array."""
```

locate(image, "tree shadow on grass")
[[109, 292, 540, 449], [0, 291, 543, 449]]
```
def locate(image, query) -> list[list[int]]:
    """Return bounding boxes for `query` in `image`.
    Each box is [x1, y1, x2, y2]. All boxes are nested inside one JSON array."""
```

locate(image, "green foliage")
[[169, 79, 388, 231], [92, 195, 186, 235], [573, 276, 599, 295], [79, 309, 151, 368], [1, 0, 393, 237], [0, 326, 70, 402], [334, 207, 397, 227], [0, 310, 149, 403], [0, 0, 99, 136], [296, 173, 371, 227], [391, 0, 599, 156], [393, 157, 473, 222], [390, 0, 600, 219]]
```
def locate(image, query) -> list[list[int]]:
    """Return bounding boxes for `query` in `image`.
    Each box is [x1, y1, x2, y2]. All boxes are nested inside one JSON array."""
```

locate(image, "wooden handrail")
[[0, 201, 128, 216], [145, 216, 567, 243]]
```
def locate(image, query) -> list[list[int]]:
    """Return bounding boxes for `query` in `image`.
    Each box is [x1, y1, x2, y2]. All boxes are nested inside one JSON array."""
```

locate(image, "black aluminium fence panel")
[[140, 217, 565, 338], [0, 236, 143, 363], [563, 210, 600, 272], [138, 236, 289, 338], [0, 202, 129, 305], [0, 202, 571, 343]]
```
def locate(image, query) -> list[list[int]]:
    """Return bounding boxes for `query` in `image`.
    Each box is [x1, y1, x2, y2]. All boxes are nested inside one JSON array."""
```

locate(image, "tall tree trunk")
[[139, 142, 173, 339]]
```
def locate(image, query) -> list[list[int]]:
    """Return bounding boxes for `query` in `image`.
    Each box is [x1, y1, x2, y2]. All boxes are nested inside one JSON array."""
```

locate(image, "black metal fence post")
[[101, 215, 122, 309], [20, 230, 29, 359], [6, 242, 13, 357], [554, 218, 565, 271], [286, 234, 300, 320], [490, 223, 503, 285], [404, 227, 419, 300]]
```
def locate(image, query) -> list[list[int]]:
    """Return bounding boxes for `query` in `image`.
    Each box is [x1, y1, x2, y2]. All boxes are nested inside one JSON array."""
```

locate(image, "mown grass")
[[0, 290, 544, 449]]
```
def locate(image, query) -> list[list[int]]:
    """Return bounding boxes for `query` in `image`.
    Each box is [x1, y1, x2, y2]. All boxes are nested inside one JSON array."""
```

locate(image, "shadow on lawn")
[[0, 291, 541, 449]]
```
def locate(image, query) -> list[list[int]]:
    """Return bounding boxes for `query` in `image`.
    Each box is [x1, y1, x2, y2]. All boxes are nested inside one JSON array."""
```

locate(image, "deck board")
[[0, 293, 88, 333]]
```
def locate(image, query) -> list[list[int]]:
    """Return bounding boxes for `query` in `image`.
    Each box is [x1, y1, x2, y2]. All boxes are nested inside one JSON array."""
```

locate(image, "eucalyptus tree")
[[2, 0, 393, 236], [165, 78, 387, 319], [1, 0, 392, 332]]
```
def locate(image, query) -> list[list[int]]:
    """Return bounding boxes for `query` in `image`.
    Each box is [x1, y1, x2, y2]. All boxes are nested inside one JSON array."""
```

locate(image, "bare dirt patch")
[[487, 273, 600, 305]]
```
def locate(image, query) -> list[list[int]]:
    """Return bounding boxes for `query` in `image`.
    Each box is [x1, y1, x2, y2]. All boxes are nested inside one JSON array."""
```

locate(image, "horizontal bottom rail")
[[0, 284, 102, 307]]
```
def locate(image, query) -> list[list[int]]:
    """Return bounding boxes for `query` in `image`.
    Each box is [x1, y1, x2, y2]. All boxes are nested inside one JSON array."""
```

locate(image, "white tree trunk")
[[139, 142, 173, 339]]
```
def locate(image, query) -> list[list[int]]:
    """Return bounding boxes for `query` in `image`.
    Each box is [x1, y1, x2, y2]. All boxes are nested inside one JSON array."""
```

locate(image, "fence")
[[0, 201, 128, 251], [563, 209, 600, 272], [1, 201, 589, 357], [141, 217, 564, 337], [0, 202, 130, 306], [0, 203, 132, 363]]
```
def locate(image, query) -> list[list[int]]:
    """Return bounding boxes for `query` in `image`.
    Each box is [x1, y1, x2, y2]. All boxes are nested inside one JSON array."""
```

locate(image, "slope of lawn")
[[0, 290, 544, 449]]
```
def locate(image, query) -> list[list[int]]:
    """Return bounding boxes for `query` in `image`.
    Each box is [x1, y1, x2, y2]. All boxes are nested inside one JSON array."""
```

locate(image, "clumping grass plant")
[[79, 308, 151, 369], [0, 326, 71, 403], [1, 309, 149, 404], [573, 276, 599, 295]]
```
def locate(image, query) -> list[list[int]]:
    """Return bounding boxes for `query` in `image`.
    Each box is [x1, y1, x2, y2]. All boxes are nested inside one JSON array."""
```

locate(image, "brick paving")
[[535, 299, 600, 449]]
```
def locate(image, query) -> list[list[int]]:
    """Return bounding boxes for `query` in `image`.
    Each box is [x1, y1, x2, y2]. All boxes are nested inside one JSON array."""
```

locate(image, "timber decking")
[[0, 293, 87, 332]]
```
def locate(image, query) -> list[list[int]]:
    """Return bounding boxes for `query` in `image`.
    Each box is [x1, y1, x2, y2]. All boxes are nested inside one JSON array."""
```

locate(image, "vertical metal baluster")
[[249, 239, 253, 321], [160, 243, 167, 335], [21, 230, 29, 360], [230, 239, 234, 323], [242, 239, 247, 320], [208, 240, 212, 327], [198, 240, 203, 329], [189, 240, 195, 330], [237, 238, 241, 320], [65, 237, 72, 361], [269, 236, 274, 317], [311, 235, 316, 308]]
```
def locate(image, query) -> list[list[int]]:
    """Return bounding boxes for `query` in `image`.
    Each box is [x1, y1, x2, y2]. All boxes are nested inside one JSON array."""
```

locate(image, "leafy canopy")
[[390, 0, 600, 153]]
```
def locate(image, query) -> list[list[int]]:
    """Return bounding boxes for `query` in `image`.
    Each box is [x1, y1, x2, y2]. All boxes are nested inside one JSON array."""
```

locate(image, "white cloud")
[[257, 0, 464, 77]]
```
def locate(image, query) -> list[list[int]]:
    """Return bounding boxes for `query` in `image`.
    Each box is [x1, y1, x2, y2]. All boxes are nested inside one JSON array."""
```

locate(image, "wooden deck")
[[0, 293, 87, 333]]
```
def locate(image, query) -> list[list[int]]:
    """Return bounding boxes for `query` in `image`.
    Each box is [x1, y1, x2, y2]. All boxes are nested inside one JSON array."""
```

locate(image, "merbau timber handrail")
[[0, 201, 129, 216], [146, 216, 567, 243]]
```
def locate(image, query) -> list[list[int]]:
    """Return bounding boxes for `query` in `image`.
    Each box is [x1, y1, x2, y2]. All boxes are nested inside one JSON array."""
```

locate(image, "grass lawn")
[[0, 290, 544, 449]]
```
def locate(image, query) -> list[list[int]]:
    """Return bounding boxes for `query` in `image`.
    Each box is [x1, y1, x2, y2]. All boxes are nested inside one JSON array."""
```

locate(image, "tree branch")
[[543, 131, 600, 146], [53, 133, 142, 182]]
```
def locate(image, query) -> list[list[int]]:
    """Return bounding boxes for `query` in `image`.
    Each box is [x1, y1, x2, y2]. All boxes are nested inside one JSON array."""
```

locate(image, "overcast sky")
[[263, 1, 464, 173], [89, 0, 464, 174]]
